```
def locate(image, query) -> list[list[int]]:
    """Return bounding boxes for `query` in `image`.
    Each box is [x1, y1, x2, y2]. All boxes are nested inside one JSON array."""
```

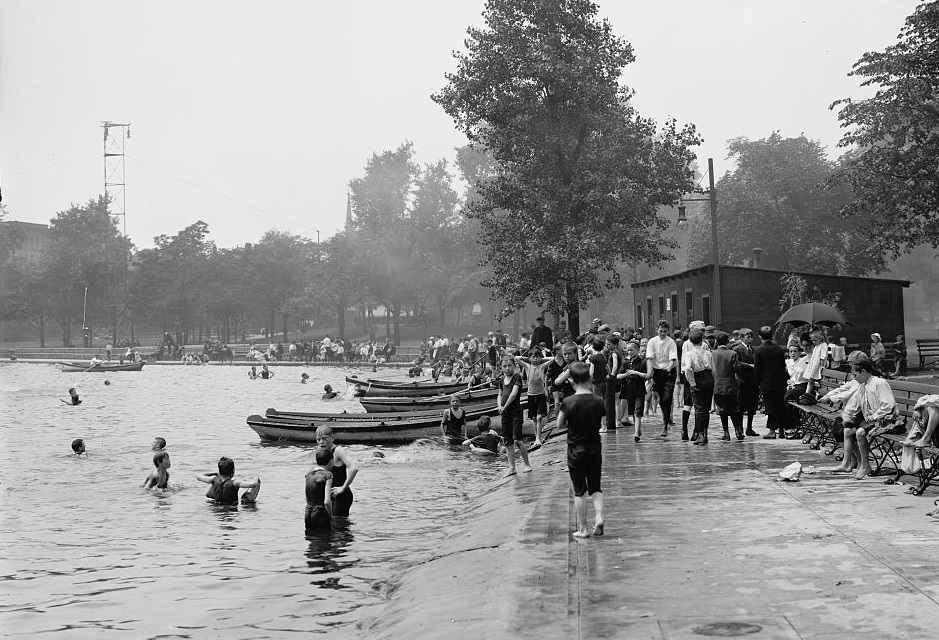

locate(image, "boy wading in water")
[[143, 451, 171, 489], [557, 361, 605, 538], [305, 448, 334, 532], [497, 356, 531, 477], [196, 457, 261, 504]]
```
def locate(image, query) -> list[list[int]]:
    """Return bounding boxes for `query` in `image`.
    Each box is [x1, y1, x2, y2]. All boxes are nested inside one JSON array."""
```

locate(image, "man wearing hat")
[[754, 325, 788, 438], [531, 316, 553, 350], [819, 350, 870, 407]]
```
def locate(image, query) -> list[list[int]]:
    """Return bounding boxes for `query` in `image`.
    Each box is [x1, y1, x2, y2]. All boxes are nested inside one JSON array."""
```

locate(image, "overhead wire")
[[124, 154, 321, 233]]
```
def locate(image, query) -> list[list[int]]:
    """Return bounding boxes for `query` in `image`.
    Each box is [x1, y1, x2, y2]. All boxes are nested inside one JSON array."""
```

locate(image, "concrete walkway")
[[367, 412, 939, 639]]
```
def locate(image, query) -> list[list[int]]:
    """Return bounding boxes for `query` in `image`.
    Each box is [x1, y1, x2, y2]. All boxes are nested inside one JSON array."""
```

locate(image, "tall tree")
[[433, 0, 700, 334], [686, 134, 876, 275], [250, 230, 314, 342], [349, 143, 422, 344], [827, 1, 939, 257], [45, 196, 132, 346], [129, 221, 214, 344]]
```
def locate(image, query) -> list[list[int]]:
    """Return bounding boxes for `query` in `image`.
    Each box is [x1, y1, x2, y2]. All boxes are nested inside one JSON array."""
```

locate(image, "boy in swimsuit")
[[305, 448, 334, 532], [196, 457, 261, 504], [558, 361, 606, 538], [143, 451, 171, 489], [462, 415, 503, 455], [441, 395, 468, 444], [322, 384, 339, 400], [71, 438, 86, 455], [151, 437, 166, 451], [301, 372, 310, 384], [68, 388, 82, 405], [248, 366, 258, 380], [315, 426, 359, 516], [497, 356, 531, 476]]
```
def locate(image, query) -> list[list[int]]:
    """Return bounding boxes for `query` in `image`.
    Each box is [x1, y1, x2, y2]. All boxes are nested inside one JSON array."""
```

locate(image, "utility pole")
[[707, 158, 721, 329]]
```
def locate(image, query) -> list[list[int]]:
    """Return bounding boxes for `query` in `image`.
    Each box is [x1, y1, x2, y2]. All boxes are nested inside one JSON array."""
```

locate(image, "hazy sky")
[[0, 0, 919, 250]]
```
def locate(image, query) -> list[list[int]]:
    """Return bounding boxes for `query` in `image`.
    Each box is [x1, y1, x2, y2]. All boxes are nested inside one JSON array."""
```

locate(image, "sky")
[[0, 0, 920, 250]]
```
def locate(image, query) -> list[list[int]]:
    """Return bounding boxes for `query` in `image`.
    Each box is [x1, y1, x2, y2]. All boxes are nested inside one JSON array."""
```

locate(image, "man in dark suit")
[[753, 325, 788, 439], [531, 317, 554, 350]]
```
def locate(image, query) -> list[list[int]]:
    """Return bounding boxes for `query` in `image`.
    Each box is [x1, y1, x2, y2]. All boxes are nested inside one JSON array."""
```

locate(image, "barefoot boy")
[[617, 341, 649, 442], [557, 361, 605, 538], [196, 457, 261, 504], [496, 356, 531, 476]]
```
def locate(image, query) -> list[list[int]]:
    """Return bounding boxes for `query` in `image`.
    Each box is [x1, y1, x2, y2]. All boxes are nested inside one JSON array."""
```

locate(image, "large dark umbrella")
[[775, 302, 851, 328]]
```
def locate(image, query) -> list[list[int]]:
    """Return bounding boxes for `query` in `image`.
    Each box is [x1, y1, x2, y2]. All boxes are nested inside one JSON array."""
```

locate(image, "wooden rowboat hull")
[[59, 361, 146, 372], [345, 375, 467, 397], [358, 387, 503, 413], [249, 406, 534, 445]]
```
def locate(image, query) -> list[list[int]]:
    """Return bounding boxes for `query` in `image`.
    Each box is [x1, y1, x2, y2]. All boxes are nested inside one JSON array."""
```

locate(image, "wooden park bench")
[[790, 368, 849, 456], [868, 378, 939, 496], [916, 339, 939, 370]]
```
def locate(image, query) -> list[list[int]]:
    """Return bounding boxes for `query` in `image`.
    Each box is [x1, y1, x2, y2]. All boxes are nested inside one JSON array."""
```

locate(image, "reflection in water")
[[305, 522, 356, 591]]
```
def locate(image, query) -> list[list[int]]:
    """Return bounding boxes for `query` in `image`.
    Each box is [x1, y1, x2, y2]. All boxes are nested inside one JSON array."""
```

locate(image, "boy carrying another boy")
[[196, 457, 261, 504], [557, 361, 606, 538]]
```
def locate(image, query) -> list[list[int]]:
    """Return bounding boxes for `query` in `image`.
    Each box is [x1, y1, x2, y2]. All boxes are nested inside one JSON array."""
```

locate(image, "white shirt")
[[646, 335, 678, 371], [681, 343, 712, 373], [804, 342, 828, 381], [821, 379, 859, 405], [841, 376, 897, 423]]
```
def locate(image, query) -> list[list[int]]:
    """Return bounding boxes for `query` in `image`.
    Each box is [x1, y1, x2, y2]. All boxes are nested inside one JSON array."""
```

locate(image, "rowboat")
[[265, 397, 524, 423], [359, 386, 507, 413], [248, 404, 534, 444], [59, 361, 146, 373], [345, 375, 469, 398]]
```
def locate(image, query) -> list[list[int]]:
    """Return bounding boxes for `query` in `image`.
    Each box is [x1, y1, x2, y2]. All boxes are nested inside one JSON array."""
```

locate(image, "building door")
[[701, 294, 711, 326]]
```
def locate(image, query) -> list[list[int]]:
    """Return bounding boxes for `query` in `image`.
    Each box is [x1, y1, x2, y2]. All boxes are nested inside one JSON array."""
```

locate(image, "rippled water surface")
[[0, 363, 504, 638]]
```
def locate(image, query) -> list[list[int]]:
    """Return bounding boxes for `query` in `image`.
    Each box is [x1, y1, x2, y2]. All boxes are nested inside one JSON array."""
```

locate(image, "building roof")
[[630, 264, 911, 288]]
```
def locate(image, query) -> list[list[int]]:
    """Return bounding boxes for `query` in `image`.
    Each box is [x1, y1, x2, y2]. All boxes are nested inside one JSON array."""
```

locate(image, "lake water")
[[0, 363, 505, 638]]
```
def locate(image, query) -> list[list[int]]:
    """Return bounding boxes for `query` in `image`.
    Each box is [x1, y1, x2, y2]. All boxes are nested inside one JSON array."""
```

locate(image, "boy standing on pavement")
[[646, 321, 678, 436], [557, 361, 606, 538]]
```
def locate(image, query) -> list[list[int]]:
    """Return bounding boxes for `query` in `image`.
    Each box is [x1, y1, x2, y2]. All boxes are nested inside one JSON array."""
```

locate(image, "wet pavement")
[[367, 411, 939, 639]]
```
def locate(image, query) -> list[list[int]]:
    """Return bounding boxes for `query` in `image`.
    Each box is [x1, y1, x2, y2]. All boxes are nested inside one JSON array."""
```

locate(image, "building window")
[[646, 297, 653, 328], [701, 294, 711, 326], [670, 292, 679, 323], [658, 294, 665, 318], [636, 304, 643, 329], [685, 289, 694, 324]]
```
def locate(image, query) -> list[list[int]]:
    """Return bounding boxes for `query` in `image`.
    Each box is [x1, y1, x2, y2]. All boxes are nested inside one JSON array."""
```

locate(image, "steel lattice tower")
[[102, 121, 130, 234]]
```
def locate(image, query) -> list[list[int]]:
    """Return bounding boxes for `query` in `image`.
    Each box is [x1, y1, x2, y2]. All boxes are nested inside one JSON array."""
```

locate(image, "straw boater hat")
[[689, 320, 706, 330]]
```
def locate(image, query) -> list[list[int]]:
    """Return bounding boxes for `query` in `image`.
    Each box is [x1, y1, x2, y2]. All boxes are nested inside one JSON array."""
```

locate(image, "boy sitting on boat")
[[462, 416, 503, 456], [196, 457, 261, 504]]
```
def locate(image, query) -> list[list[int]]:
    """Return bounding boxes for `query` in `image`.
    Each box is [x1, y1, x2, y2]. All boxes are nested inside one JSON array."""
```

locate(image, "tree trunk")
[[269, 309, 276, 341], [384, 305, 391, 337], [39, 311, 46, 348], [392, 304, 401, 345], [512, 311, 520, 343], [336, 304, 346, 339], [566, 283, 581, 337], [282, 311, 288, 342]]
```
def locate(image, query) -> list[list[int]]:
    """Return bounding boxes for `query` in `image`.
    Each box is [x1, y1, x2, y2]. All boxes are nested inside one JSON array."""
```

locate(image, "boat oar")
[[83, 363, 100, 373]]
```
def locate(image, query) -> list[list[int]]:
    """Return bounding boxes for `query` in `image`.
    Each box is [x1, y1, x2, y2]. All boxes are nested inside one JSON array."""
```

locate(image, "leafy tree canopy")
[[687, 134, 879, 275], [827, 1, 939, 257], [433, 0, 700, 333]]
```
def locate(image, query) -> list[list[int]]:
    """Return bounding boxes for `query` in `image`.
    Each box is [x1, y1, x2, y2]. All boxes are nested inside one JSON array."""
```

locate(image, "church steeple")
[[345, 192, 353, 230]]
